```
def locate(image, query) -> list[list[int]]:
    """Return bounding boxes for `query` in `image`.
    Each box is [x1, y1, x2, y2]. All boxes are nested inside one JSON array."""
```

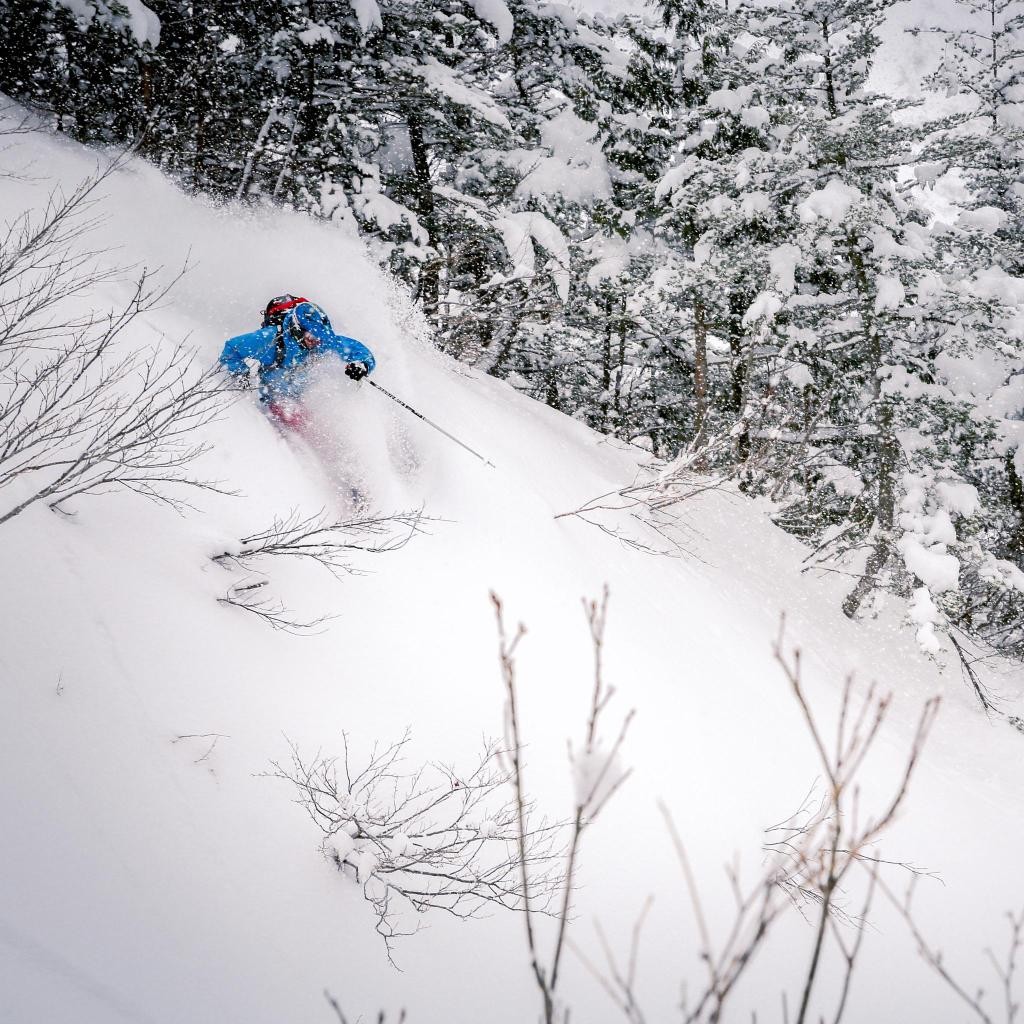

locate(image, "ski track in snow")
[[1, 113, 1022, 1024]]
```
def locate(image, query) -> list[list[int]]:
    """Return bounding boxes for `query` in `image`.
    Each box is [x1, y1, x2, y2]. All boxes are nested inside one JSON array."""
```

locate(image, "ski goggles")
[[287, 318, 322, 350]]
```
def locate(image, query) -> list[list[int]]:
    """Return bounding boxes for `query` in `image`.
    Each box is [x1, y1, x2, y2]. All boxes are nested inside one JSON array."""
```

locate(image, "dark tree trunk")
[[727, 291, 750, 462], [406, 107, 440, 318], [843, 242, 897, 619], [693, 296, 708, 452], [1007, 447, 1024, 561], [613, 292, 627, 424]]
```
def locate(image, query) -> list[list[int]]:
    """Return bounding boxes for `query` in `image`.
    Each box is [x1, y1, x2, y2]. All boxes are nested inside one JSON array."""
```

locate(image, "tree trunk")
[[1007, 447, 1024, 561], [693, 295, 709, 453], [843, 242, 897, 618], [727, 291, 750, 462], [613, 292, 627, 425], [843, 398, 897, 618], [188, 3, 211, 187], [236, 105, 278, 200], [406, 107, 440, 319]]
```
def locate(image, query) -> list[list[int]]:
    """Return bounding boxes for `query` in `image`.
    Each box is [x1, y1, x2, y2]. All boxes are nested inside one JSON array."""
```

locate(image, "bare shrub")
[[212, 508, 433, 578], [269, 730, 561, 960], [0, 162, 228, 525], [760, 628, 940, 1024], [883, 886, 1023, 1024], [216, 580, 334, 634], [556, 458, 728, 558], [213, 508, 434, 631]]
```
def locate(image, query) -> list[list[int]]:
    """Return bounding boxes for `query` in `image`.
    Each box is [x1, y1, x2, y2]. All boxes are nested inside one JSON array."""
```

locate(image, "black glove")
[[238, 357, 262, 389], [345, 361, 369, 381]]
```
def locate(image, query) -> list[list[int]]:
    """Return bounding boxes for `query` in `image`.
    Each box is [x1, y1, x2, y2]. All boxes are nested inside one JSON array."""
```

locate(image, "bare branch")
[[269, 731, 562, 963], [0, 168, 231, 525]]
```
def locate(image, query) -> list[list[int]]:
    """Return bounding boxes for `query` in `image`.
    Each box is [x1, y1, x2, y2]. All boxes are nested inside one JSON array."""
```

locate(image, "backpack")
[[262, 294, 310, 370]]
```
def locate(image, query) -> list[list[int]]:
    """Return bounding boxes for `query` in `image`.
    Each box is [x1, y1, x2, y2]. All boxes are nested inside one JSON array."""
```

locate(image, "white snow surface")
[[2, 123, 1024, 1024]]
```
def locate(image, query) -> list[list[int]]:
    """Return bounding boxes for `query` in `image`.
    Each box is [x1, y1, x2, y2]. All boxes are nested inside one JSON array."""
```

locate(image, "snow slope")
[[1, 120, 1023, 1024]]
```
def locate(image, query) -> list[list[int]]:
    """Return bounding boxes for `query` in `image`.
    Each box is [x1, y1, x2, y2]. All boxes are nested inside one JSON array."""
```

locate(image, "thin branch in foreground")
[[213, 507, 438, 579], [492, 587, 635, 1024], [567, 895, 654, 1024], [213, 508, 436, 631], [767, 618, 941, 1024], [881, 874, 1023, 1024]]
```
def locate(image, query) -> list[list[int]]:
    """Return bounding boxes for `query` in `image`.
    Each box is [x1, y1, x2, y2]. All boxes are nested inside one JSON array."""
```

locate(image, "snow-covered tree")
[[650, 0, 781, 462], [0, 0, 153, 143], [914, 0, 1024, 658], [917, 0, 1024, 270], [722, 0, 1024, 660]]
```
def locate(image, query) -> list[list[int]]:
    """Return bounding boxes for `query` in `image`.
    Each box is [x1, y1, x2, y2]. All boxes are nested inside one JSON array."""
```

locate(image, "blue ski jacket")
[[219, 302, 376, 402]]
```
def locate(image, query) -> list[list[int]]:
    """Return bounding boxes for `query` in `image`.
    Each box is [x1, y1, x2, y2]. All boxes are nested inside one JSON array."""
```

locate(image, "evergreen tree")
[[650, 0, 780, 462], [0, 0, 150, 142], [140, 0, 274, 191], [725, 0, 1024, 655], [917, 0, 1024, 271]]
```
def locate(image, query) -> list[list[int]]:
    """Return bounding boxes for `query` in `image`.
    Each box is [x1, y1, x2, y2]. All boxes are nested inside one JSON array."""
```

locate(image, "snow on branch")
[[269, 730, 562, 960], [492, 587, 634, 1023]]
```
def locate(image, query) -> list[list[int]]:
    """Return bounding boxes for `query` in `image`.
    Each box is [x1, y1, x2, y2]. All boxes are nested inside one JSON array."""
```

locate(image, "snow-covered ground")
[[1, 115, 1022, 1024]]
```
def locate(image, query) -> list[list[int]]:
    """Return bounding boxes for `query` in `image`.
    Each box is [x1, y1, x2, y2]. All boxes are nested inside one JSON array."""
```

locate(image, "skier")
[[219, 294, 376, 429]]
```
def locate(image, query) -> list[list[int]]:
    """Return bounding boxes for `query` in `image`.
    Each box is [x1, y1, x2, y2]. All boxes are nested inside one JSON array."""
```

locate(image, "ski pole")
[[366, 378, 496, 469]]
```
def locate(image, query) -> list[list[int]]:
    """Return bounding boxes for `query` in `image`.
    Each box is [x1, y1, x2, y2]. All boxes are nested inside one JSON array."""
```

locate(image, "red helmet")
[[262, 294, 309, 328]]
